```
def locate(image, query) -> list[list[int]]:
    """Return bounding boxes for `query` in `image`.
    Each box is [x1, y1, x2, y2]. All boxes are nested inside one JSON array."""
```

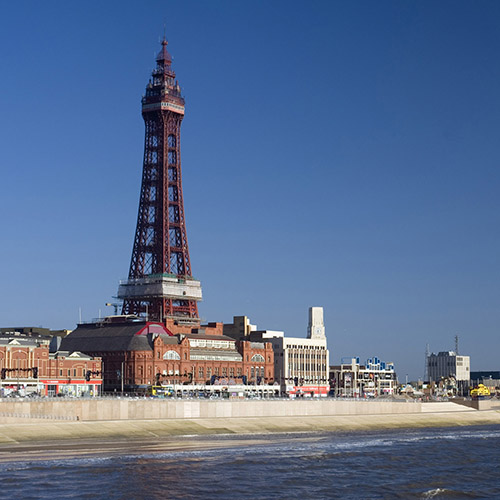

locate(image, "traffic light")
[[85, 370, 91, 381]]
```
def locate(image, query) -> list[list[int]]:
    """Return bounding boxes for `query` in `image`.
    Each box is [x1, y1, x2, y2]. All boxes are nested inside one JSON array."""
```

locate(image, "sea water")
[[1, 425, 499, 499]]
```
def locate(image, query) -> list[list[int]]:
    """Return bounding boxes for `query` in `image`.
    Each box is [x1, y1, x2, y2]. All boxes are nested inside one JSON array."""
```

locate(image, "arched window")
[[163, 350, 181, 360], [251, 354, 265, 363]]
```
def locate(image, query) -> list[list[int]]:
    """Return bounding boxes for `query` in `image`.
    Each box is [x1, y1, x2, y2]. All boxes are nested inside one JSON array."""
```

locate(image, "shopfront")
[[40, 379, 102, 397]]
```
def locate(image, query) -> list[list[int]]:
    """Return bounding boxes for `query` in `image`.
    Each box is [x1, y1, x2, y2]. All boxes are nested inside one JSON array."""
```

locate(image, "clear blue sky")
[[1, 1, 499, 380]]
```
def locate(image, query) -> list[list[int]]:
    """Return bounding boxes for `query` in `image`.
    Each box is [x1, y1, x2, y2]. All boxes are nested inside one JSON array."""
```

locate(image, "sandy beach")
[[0, 407, 499, 462]]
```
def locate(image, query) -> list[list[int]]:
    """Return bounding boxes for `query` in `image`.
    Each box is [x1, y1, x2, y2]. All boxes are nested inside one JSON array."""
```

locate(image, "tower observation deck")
[[119, 38, 202, 322]]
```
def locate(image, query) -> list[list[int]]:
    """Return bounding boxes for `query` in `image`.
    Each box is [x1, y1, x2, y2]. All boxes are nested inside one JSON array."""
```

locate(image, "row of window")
[[190, 354, 242, 361], [158, 350, 267, 363], [1, 367, 93, 378], [286, 345, 327, 350], [198, 366, 242, 378], [250, 366, 265, 378], [288, 352, 327, 359], [189, 339, 232, 349], [288, 365, 328, 372], [155, 366, 268, 380]]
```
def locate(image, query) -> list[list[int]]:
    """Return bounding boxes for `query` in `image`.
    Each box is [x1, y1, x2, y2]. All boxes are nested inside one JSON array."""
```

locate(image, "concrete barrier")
[[1, 398, 494, 424], [453, 398, 500, 411], [0, 398, 425, 423]]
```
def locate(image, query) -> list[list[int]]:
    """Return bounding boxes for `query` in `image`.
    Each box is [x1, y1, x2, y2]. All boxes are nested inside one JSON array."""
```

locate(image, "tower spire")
[[156, 37, 172, 67]]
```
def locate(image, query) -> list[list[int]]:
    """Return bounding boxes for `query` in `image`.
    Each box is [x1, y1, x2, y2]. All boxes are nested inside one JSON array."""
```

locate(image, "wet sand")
[[0, 409, 499, 462], [0, 435, 273, 464]]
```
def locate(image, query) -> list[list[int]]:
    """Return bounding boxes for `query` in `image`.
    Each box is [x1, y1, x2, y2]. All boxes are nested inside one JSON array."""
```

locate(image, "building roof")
[[0, 327, 51, 336], [50, 351, 97, 360], [0, 332, 51, 347], [156, 39, 172, 64], [158, 334, 180, 345], [250, 342, 265, 349], [470, 371, 500, 380], [59, 322, 154, 353], [0, 327, 70, 338]]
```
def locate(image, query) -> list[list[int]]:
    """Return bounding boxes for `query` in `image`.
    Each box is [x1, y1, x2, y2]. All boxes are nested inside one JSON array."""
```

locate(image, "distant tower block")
[[307, 307, 325, 339], [119, 38, 202, 322]]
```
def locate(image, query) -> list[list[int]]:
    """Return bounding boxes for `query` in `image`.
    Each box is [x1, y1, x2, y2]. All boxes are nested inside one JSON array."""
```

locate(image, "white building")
[[330, 356, 397, 397], [427, 351, 470, 382]]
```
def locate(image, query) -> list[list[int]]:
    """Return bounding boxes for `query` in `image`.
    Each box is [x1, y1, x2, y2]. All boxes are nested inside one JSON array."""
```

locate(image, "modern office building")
[[427, 351, 470, 382]]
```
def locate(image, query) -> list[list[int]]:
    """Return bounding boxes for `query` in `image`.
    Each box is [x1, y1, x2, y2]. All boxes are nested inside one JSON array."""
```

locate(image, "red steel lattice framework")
[[121, 39, 199, 321]]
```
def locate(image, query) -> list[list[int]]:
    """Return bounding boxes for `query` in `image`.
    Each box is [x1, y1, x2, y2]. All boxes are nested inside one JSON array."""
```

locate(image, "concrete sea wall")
[[0, 398, 424, 423], [0, 398, 477, 423]]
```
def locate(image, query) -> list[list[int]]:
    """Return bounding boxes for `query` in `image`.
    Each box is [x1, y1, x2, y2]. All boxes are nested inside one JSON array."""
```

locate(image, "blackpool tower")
[[118, 38, 202, 322]]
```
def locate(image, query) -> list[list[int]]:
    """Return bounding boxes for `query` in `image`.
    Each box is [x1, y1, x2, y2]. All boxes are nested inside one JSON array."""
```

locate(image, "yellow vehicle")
[[470, 384, 491, 399], [148, 385, 174, 398]]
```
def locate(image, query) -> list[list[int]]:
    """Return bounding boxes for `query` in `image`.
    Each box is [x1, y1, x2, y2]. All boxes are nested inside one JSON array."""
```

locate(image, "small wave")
[[422, 488, 450, 498], [329, 427, 500, 451], [0, 454, 114, 471], [421, 487, 481, 498]]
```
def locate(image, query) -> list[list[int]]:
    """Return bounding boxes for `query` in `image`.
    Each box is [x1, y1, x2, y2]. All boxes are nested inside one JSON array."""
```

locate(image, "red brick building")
[[60, 318, 274, 392], [0, 332, 102, 396]]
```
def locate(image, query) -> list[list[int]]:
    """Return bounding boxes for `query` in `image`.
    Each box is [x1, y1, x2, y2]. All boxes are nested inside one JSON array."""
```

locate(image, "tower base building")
[[59, 316, 275, 393]]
